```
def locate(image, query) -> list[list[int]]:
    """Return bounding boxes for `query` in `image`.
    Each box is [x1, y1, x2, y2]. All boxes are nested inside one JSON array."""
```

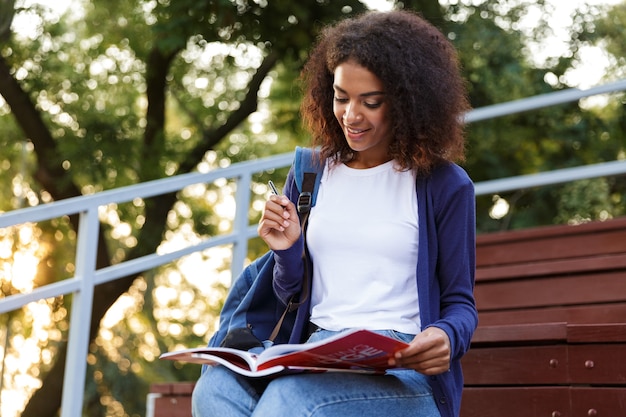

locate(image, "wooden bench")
[[147, 382, 194, 417], [148, 217, 626, 417], [461, 216, 626, 417]]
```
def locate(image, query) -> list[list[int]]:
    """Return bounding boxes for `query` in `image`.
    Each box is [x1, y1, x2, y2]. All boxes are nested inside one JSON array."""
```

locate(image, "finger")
[[263, 194, 293, 215], [390, 332, 450, 371], [259, 213, 300, 239], [258, 218, 287, 235], [263, 203, 290, 223], [273, 196, 299, 221], [394, 354, 450, 375], [397, 335, 438, 358], [269, 195, 291, 211], [396, 350, 448, 367]]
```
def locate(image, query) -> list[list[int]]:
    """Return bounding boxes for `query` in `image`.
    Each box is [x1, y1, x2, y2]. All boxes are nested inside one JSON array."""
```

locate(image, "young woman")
[[193, 10, 477, 417]]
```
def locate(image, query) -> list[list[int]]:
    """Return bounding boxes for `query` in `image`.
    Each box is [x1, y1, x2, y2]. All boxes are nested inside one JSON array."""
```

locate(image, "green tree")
[[1, 1, 369, 416], [1, 0, 625, 416], [449, 0, 625, 231]]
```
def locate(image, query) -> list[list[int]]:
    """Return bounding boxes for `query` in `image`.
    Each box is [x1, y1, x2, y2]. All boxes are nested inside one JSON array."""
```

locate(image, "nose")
[[343, 102, 362, 124]]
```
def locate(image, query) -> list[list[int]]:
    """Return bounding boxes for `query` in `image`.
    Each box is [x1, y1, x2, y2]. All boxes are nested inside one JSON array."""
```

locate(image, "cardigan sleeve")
[[271, 166, 306, 306], [420, 163, 478, 360]]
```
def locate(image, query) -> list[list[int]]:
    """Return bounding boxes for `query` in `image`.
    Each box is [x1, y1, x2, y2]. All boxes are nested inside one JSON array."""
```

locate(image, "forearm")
[[272, 236, 305, 305], [271, 167, 306, 305], [432, 170, 478, 359]]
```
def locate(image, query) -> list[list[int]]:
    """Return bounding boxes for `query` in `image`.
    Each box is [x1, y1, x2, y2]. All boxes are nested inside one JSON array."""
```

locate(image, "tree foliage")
[[449, 0, 626, 230], [1, 1, 369, 416], [0, 0, 624, 416]]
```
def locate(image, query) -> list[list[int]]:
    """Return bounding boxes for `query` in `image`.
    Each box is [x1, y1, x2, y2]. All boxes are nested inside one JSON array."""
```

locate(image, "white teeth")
[[347, 127, 363, 134]]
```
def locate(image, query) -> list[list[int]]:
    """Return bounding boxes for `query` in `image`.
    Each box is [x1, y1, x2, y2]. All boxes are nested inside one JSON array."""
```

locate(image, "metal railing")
[[1, 78, 626, 417]]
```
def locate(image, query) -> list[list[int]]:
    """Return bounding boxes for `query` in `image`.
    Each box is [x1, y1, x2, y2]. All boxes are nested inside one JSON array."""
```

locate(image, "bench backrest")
[[474, 216, 626, 326]]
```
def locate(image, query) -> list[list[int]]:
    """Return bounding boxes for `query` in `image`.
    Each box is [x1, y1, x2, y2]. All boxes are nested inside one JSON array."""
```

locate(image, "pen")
[[268, 180, 280, 196], [268, 180, 288, 210]]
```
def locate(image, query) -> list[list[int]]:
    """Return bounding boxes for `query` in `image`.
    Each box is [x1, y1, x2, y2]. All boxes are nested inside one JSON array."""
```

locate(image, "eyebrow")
[[333, 85, 386, 97]]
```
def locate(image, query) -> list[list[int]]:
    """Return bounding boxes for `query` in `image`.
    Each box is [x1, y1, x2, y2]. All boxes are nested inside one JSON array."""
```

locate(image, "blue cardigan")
[[273, 161, 478, 417]]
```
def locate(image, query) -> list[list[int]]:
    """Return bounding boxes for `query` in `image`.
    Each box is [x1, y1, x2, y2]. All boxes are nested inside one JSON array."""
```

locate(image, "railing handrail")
[[1, 78, 625, 417], [464, 78, 626, 123], [2, 156, 625, 315], [5, 78, 625, 227], [0, 153, 295, 227]]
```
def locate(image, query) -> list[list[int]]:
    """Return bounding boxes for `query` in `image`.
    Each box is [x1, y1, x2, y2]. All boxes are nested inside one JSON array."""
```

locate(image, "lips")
[[344, 125, 370, 140]]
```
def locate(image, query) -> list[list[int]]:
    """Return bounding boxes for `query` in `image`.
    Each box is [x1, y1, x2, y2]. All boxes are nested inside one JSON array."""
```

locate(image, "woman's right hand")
[[258, 195, 301, 250]]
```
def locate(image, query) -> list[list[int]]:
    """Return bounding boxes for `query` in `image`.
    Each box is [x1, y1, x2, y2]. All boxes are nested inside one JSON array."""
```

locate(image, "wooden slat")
[[471, 322, 567, 345], [153, 396, 192, 417], [150, 382, 195, 395], [477, 216, 626, 244], [460, 387, 570, 417], [570, 387, 626, 417], [476, 217, 626, 267], [477, 303, 626, 326], [567, 323, 626, 343], [150, 383, 195, 417], [477, 216, 626, 246], [471, 323, 626, 344], [474, 272, 626, 311], [569, 344, 626, 384], [477, 230, 626, 267], [476, 253, 626, 281], [462, 345, 568, 385], [461, 387, 626, 417]]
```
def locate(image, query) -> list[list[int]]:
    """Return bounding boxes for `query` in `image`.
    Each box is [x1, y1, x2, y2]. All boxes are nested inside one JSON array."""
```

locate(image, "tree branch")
[[0, 0, 15, 41], [177, 50, 280, 174], [141, 47, 180, 180], [0, 55, 81, 200]]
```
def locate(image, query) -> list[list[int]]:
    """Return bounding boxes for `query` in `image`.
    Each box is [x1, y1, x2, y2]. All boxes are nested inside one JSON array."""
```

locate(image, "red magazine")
[[160, 329, 409, 378]]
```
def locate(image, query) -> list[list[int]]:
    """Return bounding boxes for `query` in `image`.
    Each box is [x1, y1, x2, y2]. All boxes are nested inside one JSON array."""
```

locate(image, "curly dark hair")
[[300, 10, 470, 175]]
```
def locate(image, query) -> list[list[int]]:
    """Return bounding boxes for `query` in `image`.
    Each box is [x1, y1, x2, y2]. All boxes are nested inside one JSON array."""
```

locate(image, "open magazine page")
[[255, 329, 409, 371], [161, 346, 258, 369], [160, 329, 409, 377]]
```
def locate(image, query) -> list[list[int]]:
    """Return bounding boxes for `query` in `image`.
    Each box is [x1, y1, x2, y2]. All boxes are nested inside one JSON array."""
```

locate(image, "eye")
[[364, 101, 382, 109], [334, 96, 349, 104]]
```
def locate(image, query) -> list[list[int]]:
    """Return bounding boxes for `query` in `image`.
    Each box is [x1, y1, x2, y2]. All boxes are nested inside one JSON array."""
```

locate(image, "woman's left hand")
[[388, 327, 451, 375]]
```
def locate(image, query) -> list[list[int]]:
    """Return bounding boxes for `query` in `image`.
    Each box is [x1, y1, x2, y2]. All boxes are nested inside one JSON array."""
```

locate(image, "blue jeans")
[[191, 329, 440, 417]]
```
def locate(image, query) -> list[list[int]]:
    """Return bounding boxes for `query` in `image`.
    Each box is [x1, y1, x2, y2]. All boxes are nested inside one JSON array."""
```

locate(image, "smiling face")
[[332, 60, 393, 168]]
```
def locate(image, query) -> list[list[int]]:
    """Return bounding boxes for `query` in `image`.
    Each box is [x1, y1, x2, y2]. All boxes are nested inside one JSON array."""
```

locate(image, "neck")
[[346, 152, 392, 169]]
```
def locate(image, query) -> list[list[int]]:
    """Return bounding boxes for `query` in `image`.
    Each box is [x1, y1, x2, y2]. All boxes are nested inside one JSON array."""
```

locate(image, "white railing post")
[[231, 173, 252, 281], [60, 207, 100, 417]]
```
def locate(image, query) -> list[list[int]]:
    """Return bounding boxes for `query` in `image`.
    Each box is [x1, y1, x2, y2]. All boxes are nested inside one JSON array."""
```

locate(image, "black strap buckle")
[[297, 192, 312, 213]]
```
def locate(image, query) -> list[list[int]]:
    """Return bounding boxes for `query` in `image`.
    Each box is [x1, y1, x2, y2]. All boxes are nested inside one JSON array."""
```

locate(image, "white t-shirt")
[[307, 160, 421, 334]]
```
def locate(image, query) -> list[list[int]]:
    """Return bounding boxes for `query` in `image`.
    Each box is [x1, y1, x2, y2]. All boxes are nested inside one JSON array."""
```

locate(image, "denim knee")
[[192, 366, 264, 417]]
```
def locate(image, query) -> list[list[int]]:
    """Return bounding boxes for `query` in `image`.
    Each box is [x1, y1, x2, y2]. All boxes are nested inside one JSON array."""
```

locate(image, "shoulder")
[[417, 163, 474, 210], [418, 162, 473, 195], [429, 162, 472, 187]]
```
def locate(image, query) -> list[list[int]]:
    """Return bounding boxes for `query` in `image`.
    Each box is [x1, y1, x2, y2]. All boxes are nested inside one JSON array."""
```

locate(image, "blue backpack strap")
[[294, 146, 324, 210], [264, 147, 323, 342]]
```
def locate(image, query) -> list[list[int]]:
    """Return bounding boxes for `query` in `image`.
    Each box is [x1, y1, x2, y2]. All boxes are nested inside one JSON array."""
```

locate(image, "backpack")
[[207, 147, 323, 351]]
